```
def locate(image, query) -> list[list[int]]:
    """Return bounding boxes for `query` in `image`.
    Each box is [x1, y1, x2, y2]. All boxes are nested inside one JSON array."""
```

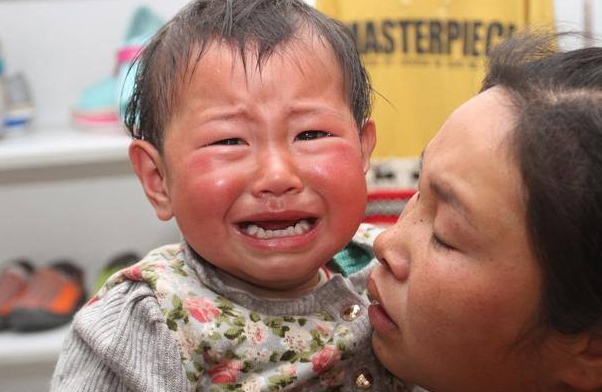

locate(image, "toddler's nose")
[[252, 149, 303, 197]]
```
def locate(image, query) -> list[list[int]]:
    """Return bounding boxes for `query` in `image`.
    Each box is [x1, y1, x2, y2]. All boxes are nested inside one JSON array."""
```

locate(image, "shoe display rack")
[[0, 325, 71, 366], [0, 126, 130, 171], [0, 124, 164, 392], [0, 2, 186, 392], [0, 325, 71, 392], [0, 127, 180, 392]]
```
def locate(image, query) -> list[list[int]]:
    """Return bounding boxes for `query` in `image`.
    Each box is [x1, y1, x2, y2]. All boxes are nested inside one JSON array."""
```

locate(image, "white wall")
[[554, 0, 602, 49]]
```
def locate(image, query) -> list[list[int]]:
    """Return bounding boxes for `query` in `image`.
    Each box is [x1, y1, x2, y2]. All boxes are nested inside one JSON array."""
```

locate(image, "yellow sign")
[[316, 0, 554, 157]]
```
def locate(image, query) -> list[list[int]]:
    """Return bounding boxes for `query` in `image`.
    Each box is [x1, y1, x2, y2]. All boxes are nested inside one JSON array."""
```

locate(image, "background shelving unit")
[[0, 126, 130, 171], [0, 326, 71, 392], [0, 2, 188, 391], [0, 325, 70, 367], [0, 123, 180, 392]]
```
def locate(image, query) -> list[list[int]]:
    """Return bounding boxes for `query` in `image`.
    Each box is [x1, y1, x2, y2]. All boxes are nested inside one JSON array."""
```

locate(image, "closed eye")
[[206, 138, 247, 146], [431, 233, 455, 252], [295, 130, 333, 141]]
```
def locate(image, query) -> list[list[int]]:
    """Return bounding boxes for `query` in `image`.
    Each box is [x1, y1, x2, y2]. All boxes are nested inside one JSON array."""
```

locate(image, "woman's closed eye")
[[295, 130, 333, 141], [431, 233, 455, 252], [415, 186, 457, 252]]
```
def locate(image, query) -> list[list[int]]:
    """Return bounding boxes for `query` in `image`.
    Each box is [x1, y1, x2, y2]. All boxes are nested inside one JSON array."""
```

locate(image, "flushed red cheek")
[[307, 153, 366, 191], [169, 167, 248, 220]]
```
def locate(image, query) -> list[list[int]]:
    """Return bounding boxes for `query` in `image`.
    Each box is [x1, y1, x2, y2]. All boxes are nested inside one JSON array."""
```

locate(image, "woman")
[[368, 35, 602, 392]]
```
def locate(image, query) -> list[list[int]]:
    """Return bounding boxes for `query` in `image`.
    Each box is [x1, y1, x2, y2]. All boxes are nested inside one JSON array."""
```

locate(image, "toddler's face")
[[146, 36, 375, 292]]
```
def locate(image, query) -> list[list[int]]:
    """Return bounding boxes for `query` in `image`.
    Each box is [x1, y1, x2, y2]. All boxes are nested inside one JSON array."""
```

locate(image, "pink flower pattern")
[[208, 359, 243, 384], [122, 264, 143, 281], [311, 346, 341, 374], [184, 297, 221, 323]]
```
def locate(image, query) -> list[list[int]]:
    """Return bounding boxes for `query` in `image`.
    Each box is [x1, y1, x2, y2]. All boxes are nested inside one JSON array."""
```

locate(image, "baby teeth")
[[245, 220, 313, 239]]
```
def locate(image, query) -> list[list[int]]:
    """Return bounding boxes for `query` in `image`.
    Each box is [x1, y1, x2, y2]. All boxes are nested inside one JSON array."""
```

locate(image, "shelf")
[[0, 324, 70, 366], [0, 125, 131, 172]]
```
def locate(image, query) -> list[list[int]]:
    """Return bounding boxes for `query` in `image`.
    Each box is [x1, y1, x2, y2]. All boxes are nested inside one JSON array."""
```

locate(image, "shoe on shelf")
[[93, 251, 139, 295], [72, 6, 163, 130], [0, 259, 34, 330], [0, 40, 6, 128], [8, 260, 86, 332], [115, 6, 164, 119], [72, 76, 120, 129], [3, 72, 35, 130]]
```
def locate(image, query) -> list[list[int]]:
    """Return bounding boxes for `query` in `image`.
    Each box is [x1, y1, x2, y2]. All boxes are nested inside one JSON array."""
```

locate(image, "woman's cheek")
[[406, 264, 505, 351]]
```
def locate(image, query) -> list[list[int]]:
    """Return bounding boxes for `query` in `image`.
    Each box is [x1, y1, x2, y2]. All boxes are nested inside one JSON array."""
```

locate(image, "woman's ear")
[[129, 140, 173, 221], [360, 119, 377, 174], [555, 332, 602, 391]]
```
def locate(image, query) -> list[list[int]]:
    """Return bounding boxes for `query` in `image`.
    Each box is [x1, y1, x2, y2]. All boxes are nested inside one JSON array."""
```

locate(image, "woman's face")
[[368, 88, 562, 392]]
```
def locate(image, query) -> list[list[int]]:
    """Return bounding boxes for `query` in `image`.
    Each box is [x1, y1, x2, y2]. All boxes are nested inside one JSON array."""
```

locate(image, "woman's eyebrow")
[[429, 180, 477, 229]]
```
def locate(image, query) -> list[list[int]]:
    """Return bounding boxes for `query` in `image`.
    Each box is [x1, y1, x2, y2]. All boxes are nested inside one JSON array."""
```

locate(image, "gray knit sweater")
[[50, 230, 425, 392]]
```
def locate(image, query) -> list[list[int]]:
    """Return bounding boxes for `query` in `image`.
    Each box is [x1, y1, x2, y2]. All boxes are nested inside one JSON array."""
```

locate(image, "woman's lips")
[[367, 273, 399, 334], [368, 303, 398, 334]]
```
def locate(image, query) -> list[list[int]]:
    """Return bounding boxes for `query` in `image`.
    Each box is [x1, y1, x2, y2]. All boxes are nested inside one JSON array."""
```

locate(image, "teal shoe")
[[73, 6, 163, 129], [115, 6, 164, 119], [72, 76, 119, 128]]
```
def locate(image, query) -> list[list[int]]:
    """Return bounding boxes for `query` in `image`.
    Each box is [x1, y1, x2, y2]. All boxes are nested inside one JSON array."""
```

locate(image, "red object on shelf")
[[367, 189, 417, 201], [364, 189, 417, 226]]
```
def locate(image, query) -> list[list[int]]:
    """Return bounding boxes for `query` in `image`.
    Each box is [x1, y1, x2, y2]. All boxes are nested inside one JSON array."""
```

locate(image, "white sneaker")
[[3, 73, 34, 130]]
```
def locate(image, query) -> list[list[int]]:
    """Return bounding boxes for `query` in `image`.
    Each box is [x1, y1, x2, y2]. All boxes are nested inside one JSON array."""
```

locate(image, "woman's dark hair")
[[482, 34, 602, 336], [124, 0, 371, 151]]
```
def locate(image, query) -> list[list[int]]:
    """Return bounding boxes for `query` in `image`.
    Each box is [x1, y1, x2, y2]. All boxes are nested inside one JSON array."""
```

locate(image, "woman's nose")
[[251, 148, 303, 197], [374, 217, 411, 282]]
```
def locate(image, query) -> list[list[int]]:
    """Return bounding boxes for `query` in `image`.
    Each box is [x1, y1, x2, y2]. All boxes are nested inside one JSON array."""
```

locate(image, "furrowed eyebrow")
[[429, 180, 477, 229]]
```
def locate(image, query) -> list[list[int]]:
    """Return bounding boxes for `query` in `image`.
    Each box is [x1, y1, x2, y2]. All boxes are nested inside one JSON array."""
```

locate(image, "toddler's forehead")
[[188, 32, 339, 73], [171, 34, 346, 102]]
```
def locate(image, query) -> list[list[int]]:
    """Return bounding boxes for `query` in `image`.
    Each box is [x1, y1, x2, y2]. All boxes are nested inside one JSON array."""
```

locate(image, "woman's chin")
[[371, 331, 410, 382]]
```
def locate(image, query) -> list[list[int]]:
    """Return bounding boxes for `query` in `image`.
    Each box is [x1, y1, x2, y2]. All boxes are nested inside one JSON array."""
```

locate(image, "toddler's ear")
[[360, 119, 377, 174], [129, 140, 174, 221]]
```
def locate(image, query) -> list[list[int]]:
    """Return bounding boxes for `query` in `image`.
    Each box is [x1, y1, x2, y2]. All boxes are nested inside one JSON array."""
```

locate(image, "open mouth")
[[239, 218, 318, 239]]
